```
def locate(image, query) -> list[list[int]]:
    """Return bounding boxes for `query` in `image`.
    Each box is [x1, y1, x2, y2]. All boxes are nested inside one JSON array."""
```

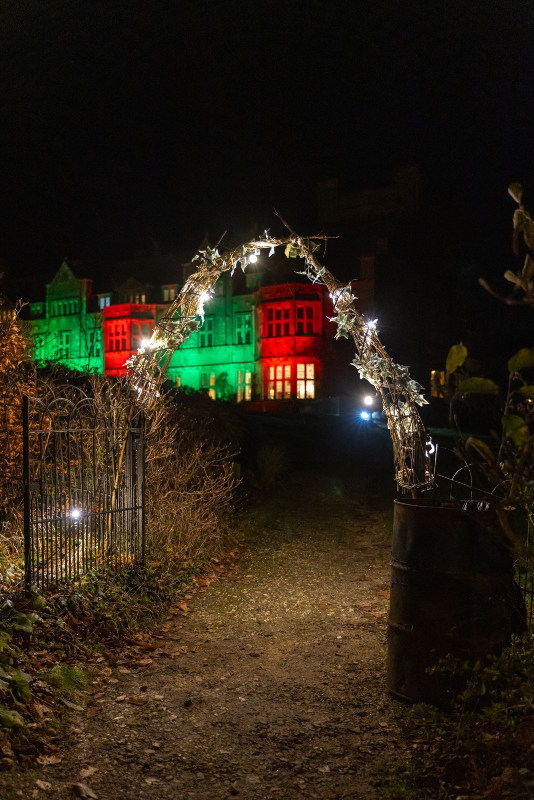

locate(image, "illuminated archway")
[[125, 216, 433, 491]]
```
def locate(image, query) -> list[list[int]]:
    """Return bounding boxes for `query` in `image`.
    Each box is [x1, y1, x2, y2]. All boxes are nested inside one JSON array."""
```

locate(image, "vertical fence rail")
[[22, 395, 31, 590], [20, 385, 145, 591]]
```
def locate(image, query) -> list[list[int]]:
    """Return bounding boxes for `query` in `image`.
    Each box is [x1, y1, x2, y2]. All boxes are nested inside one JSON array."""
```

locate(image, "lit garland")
[[125, 218, 433, 491]]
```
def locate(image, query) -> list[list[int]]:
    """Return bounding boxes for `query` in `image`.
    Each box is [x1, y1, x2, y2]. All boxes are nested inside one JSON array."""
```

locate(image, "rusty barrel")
[[387, 499, 520, 706]]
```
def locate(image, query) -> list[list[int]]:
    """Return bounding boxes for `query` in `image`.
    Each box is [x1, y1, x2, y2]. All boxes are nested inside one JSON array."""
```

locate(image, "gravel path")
[[2, 469, 408, 800]]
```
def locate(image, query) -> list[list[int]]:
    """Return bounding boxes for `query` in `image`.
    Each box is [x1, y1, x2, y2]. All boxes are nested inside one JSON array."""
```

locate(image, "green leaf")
[[0, 708, 25, 728], [33, 595, 46, 612], [446, 344, 468, 374], [502, 413, 530, 448], [456, 378, 499, 395], [508, 348, 534, 374], [9, 670, 32, 703], [10, 612, 38, 634], [284, 243, 300, 259], [466, 437, 496, 464], [518, 385, 534, 399]]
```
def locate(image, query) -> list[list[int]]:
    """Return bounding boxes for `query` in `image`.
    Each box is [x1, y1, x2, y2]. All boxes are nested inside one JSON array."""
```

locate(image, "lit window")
[[169, 288, 175, 301], [297, 363, 315, 399], [163, 288, 169, 302], [430, 370, 446, 399], [268, 366, 275, 399], [284, 365, 291, 398], [245, 371, 252, 401], [209, 373, 216, 400], [275, 365, 283, 399], [141, 294, 146, 303], [176, 375, 181, 387]]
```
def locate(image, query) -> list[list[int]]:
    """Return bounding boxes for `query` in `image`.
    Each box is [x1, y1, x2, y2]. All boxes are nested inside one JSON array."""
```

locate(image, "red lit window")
[[283, 307, 290, 335], [306, 306, 314, 334], [296, 306, 304, 334]]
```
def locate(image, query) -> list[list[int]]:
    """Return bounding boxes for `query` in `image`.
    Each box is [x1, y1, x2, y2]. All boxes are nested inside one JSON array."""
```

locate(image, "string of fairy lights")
[[125, 218, 434, 491]]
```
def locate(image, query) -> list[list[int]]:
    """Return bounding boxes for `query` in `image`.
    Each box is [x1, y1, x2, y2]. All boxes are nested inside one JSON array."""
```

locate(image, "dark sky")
[[0, 0, 533, 301]]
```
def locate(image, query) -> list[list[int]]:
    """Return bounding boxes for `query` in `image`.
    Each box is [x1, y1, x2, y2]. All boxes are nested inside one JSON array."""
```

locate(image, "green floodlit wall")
[[166, 276, 256, 398], [27, 261, 104, 374], [25, 265, 256, 392]]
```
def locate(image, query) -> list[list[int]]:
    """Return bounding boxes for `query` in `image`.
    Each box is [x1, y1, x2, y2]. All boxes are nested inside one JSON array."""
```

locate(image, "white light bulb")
[[71, 509, 81, 519], [249, 254, 258, 263], [360, 411, 371, 421], [141, 338, 151, 349], [199, 292, 210, 304]]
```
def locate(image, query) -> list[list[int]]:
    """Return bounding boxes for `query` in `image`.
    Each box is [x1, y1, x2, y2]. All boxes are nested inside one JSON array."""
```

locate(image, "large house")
[[25, 253, 368, 402]]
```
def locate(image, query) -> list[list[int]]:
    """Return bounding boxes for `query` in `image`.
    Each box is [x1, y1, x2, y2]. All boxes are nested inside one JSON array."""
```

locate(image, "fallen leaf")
[[118, 668, 131, 674], [378, 589, 390, 599], [32, 702, 52, 719], [37, 755, 62, 766], [126, 695, 148, 706], [176, 602, 189, 614], [60, 699, 84, 712], [86, 707, 101, 718], [136, 658, 153, 667], [35, 780, 52, 790], [80, 766, 98, 779], [144, 777, 159, 784], [115, 695, 126, 702]]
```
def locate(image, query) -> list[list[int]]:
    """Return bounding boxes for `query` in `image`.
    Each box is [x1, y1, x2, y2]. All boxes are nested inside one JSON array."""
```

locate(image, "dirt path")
[[2, 470, 409, 800]]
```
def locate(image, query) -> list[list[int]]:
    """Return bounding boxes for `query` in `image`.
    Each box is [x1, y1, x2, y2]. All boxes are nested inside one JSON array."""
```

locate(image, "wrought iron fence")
[[21, 382, 145, 590]]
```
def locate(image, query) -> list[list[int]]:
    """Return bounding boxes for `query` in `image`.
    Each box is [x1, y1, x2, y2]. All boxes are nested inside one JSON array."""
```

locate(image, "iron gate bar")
[[22, 384, 146, 591]]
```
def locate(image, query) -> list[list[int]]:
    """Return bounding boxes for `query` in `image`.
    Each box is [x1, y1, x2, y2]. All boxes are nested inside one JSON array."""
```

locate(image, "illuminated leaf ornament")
[[125, 216, 434, 491]]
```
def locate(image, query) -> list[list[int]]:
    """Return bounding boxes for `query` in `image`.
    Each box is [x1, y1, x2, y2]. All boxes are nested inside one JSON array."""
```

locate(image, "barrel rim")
[[394, 498, 488, 512]]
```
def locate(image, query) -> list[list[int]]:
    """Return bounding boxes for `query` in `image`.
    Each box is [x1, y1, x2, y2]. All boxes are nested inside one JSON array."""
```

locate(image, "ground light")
[[360, 410, 371, 421]]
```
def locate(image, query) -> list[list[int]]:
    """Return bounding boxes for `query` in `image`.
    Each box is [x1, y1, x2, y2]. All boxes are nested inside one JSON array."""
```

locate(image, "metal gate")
[[22, 385, 145, 590]]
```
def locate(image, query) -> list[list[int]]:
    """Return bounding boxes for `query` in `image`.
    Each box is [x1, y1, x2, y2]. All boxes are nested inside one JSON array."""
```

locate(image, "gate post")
[[137, 412, 146, 565], [22, 395, 31, 592]]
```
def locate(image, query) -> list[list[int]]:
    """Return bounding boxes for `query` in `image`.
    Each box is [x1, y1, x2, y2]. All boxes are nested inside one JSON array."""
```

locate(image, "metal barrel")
[[387, 499, 520, 706]]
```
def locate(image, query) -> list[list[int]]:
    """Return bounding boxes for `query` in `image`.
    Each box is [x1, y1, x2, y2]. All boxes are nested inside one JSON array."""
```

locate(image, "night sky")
[[0, 0, 533, 306]]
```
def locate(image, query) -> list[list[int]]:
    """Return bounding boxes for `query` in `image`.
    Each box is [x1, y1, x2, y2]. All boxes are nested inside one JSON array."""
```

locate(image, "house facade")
[[28, 261, 104, 373], [26, 256, 364, 401]]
